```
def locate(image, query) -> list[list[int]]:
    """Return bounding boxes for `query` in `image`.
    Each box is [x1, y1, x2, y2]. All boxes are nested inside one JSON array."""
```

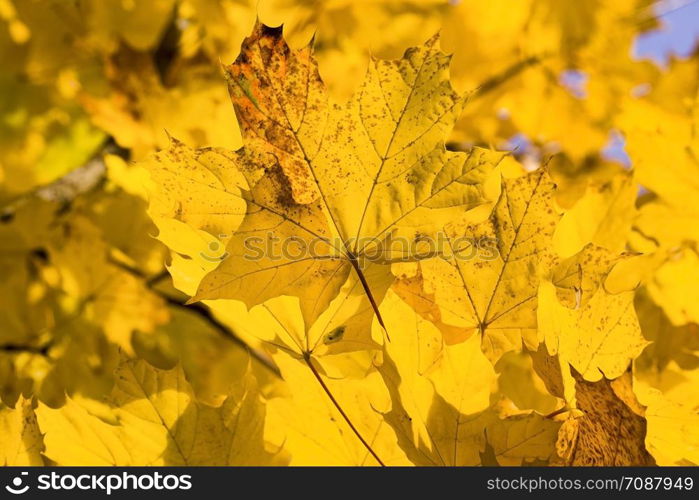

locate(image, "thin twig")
[[108, 257, 281, 378], [161, 294, 280, 377], [0, 342, 52, 356], [471, 55, 543, 99]]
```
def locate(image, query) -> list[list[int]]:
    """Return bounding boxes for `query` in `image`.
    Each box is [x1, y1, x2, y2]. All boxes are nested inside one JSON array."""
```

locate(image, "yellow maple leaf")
[[143, 23, 500, 352], [553, 169, 636, 258], [495, 351, 560, 414], [37, 357, 284, 465], [539, 245, 648, 381], [377, 292, 560, 465], [266, 352, 407, 466], [401, 168, 561, 362], [0, 396, 43, 465], [635, 380, 699, 466]]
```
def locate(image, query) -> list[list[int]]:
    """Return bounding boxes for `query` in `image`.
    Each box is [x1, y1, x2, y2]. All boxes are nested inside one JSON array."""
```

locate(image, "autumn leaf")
[[495, 351, 560, 415], [0, 396, 43, 466], [635, 381, 699, 466], [376, 292, 561, 465], [560, 372, 655, 466], [634, 291, 699, 385], [539, 245, 648, 382], [377, 292, 495, 464], [485, 409, 562, 466], [552, 169, 636, 258], [209, 294, 401, 464], [143, 23, 501, 354], [266, 352, 407, 466], [396, 168, 561, 362], [37, 357, 284, 466], [3, 0, 698, 468], [132, 306, 280, 407], [37, 396, 130, 466]]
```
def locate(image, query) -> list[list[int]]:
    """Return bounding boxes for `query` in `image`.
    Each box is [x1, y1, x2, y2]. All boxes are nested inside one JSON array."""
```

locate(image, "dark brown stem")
[[543, 406, 570, 419], [303, 352, 386, 466], [0, 342, 52, 356], [348, 257, 390, 342]]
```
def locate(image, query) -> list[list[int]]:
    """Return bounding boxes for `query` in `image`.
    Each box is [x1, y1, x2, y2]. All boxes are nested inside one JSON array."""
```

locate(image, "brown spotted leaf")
[[143, 23, 500, 355], [561, 372, 655, 466], [539, 245, 648, 382], [398, 169, 561, 362]]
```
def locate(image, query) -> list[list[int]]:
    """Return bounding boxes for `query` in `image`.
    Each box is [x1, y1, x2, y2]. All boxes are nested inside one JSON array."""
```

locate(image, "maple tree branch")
[[470, 54, 544, 99], [0, 137, 128, 219], [0, 342, 52, 356], [108, 257, 281, 378], [0, 295, 94, 357], [159, 295, 280, 378], [145, 269, 171, 288], [303, 352, 386, 466]]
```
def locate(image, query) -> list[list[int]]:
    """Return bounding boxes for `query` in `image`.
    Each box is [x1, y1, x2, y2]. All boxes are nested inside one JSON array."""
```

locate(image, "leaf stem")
[[302, 353, 386, 466], [348, 256, 390, 341]]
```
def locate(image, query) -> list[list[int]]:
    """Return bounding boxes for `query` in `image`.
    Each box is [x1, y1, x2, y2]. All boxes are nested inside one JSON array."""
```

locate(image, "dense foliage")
[[1, 0, 697, 466]]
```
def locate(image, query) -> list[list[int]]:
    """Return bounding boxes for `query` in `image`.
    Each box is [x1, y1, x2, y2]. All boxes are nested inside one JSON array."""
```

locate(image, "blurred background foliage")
[[0, 0, 698, 464]]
